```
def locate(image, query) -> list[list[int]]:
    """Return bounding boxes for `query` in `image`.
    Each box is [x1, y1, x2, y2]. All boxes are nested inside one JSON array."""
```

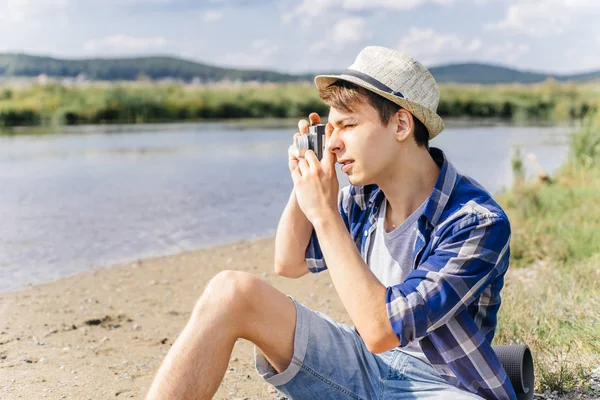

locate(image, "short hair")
[[318, 80, 429, 148]]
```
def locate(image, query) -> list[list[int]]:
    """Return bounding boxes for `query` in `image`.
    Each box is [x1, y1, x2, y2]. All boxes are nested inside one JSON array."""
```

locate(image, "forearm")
[[273, 189, 313, 277], [312, 211, 399, 351]]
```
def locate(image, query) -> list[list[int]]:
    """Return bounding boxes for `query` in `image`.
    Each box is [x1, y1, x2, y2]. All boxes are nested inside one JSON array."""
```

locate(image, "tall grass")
[[568, 105, 600, 168], [1, 79, 599, 128], [496, 106, 600, 394], [0, 82, 328, 128]]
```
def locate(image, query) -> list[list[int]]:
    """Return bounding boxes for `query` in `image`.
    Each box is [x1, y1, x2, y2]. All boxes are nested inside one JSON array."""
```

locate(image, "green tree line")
[[0, 54, 314, 82], [2, 54, 599, 83]]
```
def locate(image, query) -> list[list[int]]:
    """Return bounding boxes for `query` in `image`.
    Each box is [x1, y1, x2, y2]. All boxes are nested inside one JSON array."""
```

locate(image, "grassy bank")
[[495, 107, 600, 394], [0, 79, 598, 128]]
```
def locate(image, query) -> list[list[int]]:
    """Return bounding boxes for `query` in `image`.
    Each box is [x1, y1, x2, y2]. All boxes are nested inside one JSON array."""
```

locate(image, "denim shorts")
[[254, 297, 483, 400]]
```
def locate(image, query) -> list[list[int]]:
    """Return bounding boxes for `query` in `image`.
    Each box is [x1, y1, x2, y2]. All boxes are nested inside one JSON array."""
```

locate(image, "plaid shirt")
[[305, 148, 517, 400]]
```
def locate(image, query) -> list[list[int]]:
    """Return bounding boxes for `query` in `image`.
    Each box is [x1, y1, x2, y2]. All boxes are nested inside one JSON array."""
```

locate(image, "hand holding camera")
[[294, 123, 326, 160], [289, 113, 338, 225], [288, 113, 327, 173]]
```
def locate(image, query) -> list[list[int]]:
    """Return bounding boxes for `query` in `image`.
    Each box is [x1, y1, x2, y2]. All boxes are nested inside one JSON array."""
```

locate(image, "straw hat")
[[315, 46, 445, 139]]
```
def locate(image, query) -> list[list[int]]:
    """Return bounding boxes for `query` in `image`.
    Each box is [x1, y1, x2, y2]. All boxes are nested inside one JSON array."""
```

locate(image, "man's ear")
[[394, 109, 413, 143]]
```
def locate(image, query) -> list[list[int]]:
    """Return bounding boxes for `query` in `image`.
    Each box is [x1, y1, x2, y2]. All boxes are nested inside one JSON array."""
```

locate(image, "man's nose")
[[327, 128, 344, 154]]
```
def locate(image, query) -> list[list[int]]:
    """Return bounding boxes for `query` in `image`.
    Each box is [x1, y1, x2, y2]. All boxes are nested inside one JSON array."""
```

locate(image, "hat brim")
[[314, 74, 445, 140]]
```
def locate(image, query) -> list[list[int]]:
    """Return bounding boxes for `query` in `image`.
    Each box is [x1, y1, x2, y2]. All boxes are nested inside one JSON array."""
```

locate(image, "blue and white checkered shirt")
[[305, 147, 517, 400]]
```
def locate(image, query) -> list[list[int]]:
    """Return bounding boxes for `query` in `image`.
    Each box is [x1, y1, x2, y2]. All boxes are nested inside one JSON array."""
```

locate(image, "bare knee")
[[195, 270, 259, 318]]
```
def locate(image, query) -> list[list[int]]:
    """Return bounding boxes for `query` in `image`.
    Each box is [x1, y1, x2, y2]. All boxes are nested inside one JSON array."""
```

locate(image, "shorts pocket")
[[384, 350, 411, 381]]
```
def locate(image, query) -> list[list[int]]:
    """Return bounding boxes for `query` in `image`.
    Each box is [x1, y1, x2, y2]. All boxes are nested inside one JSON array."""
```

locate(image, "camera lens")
[[294, 135, 309, 158]]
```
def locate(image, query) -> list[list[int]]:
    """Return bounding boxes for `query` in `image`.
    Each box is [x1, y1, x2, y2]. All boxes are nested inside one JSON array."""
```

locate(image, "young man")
[[146, 46, 517, 400]]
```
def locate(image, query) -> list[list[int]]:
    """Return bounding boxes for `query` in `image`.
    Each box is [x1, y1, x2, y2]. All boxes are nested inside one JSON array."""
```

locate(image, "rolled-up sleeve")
[[385, 215, 511, 346], [305, 186, 351, 273]]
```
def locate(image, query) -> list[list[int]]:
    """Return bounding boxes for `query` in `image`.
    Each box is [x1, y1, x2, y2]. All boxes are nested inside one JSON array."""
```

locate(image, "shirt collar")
[[366, 147, 457, 227], [422, 147, 458, 227]]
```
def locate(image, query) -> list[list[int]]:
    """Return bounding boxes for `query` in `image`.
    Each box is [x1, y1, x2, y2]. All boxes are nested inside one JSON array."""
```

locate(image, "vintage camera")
[[294, 124, 326, 160]]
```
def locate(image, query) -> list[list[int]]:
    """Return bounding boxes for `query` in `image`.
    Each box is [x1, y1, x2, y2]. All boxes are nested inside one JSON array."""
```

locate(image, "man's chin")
[[348, 174, 366, 186], [348, 172, 377, 187]]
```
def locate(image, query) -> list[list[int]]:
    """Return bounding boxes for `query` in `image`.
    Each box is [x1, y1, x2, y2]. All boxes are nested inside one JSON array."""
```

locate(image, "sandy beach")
[[2, 236, 599, 400], [0, 237, 351, 399]]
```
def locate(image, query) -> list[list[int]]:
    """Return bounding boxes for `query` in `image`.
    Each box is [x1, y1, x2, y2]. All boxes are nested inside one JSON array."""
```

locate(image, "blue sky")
[[0, 0, 599, 74]]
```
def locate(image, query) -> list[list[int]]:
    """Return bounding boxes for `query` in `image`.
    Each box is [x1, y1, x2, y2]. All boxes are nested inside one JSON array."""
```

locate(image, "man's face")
[[327, 102, 400, 187]]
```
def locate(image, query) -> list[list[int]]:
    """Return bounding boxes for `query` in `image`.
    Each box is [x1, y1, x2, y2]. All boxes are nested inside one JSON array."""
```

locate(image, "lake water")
[[0, 121, 576, 292]]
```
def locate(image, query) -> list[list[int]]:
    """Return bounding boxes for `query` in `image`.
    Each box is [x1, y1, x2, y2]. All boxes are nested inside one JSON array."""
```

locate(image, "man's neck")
[[377, 147, 440, 226]]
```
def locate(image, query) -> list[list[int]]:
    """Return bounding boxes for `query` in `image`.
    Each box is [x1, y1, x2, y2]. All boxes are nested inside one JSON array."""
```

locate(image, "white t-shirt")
[[367, 198, 431, 365]]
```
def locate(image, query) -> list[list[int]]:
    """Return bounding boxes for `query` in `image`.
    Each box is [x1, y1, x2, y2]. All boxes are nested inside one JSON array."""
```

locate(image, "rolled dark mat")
[[492, 344, 534, 400]]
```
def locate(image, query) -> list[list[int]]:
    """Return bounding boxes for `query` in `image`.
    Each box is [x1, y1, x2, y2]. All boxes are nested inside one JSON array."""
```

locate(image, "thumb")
[[325, 121, 334, 139], [322, 122, 336, 172]]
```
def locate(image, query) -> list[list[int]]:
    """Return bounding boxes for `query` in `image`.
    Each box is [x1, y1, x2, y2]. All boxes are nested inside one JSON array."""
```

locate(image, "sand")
[[3, 237, 598, 400], [0, 237, 350, 399]]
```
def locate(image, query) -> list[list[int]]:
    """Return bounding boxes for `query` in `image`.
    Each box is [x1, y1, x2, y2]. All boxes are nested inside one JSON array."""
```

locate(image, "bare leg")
[[145, 270, 297, 400]]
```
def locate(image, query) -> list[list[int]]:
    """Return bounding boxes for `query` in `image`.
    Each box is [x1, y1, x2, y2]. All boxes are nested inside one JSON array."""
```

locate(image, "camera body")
[[294, 124, 326, 161]]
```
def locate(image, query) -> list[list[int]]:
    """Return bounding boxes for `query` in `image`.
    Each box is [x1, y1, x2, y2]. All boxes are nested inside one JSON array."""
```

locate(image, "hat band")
[[342, 69, 406, 99]]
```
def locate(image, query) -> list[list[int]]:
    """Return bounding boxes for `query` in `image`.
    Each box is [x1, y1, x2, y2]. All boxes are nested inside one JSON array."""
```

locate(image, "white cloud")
[[83, 34, 169, 54], [0, 0, 595, 74], [309, 17, 371, 53], [483, 42, 530, 64], [252, 39, 280, 57], [485, 3, 570, 37], [466, 39, 483, 52], [559, 0, 599, 8], [121, 0, 173, 3], [203, 10, 224, 22], [397, 28, 482, 64], [309, 42, 328, 53], [124, 0, 173, 3], [0, 0, 179, 25], [396, 28, 529, 66], [485, 0, 600, 38], [282, 0, 454, 23], [0, 0, 68, 23], [576, 53, 600, 72], [218, 39, 280, 68], [484, 42, 529, 56], [331, 17, 368, 45]]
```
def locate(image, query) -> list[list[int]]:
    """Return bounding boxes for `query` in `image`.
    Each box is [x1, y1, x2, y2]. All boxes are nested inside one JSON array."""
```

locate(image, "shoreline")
[[0, 232, 277, 295], [0, 116, 580, 136], [0, 236, 349, 399]]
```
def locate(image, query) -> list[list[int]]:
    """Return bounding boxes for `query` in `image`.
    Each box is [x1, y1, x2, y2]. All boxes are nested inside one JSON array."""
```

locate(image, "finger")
[[289, 137, 300, 153], [326, 123, 336, 169], [304, 150, 319, 172], [298, 158, 311, 177], [290, 133, 304, 159], [321, 123, 336, 173], [298, 158, 310, 175], [288, 144, 299, 160], [325, 122, 334, 138], [291, 165, 300, 181], [298, 119, 309, 134], [308, 113, 321, 126]]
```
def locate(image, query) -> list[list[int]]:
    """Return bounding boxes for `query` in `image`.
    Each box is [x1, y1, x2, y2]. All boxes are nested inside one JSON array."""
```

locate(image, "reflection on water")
[[0, 121, 576, 292]]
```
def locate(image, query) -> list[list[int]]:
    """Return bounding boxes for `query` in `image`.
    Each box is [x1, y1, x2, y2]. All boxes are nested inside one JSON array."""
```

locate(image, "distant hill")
[[0, 53, 599, 84], [0, 54, 314, 83], [429, 63, 550, 84], [428, 62, 600, 84]]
